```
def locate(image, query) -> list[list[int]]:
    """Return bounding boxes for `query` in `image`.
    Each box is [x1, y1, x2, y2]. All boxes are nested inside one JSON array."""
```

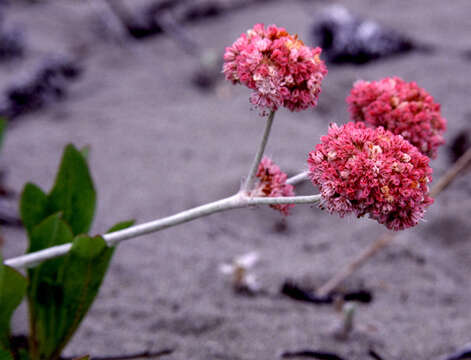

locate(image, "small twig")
[[430, 146, 471, 197], [316, 146, 471, 297], [242, 110, 276, 193], [90, 348, 174, 360], [316, 232, 394, 297]]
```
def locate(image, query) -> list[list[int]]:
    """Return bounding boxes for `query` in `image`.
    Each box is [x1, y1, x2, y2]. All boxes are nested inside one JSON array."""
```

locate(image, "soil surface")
[[1, 1, 471, 359]]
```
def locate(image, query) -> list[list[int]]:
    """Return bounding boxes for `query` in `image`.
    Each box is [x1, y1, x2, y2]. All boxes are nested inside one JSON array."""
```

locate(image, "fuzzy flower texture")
[[223, 24, 327, 114], [308, 122, 433, 230], [252, 156, 295, 215], [347, 77, 446, 158]]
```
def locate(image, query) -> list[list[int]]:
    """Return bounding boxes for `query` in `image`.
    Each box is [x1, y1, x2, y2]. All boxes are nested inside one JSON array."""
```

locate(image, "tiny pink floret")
[[308, 122, 434, 230], [223, 23, 327, 114], [347, 77, 446, 158], [252, 156, 295, 215]]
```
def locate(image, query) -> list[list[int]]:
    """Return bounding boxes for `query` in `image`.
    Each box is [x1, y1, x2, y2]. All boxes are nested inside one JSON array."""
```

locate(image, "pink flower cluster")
[[308, 122, 433, 230], [223, 24, 327, 114], [347, 77, 446, 158], [252, 156, 295, 215]]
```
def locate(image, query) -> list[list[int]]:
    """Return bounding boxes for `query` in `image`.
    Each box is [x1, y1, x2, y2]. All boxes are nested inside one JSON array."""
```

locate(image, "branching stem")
[[4, 193, 320, 270], [3, 110, 319, 271]]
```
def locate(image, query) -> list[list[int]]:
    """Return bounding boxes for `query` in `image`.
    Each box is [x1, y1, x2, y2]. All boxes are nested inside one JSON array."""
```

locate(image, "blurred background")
[[0, 1, 470, 359]]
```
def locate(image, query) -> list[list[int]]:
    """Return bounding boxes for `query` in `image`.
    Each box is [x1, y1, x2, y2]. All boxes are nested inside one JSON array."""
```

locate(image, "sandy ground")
[[1, 1, 471, 359]]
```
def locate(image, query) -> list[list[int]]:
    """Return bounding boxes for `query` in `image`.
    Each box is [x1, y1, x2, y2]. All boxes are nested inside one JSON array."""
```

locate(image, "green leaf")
[[21, 144, 106, 360], [27, 214, 74, 360], [72, 356, 89, 360], [0, 255, 27, 351], [0, 257, 3, 300], [0, 118, 6, 151], [21, 145, 97, 237], [46, 235, 115, 360], [47, 144, 96, 236], [28, 229, 119, 360], [17, 348, 30, 360], [80, 146, 90, 160], [27, 213, 73, 254], [0, 348, 13, 360], [20, 183, 48, 236], [106, 220, 135, 234]]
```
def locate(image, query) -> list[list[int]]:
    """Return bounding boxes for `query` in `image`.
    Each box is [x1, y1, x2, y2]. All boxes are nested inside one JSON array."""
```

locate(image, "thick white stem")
[[286, 171, 309, 185], [5, 243, 73, 270], [104, 195, 241, 245], [242, 110, 276, 193], [4, 193, 321, 270], [246, 194, 320, 205]]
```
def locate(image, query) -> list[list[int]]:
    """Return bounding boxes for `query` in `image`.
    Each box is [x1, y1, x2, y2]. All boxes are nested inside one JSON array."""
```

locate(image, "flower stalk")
[[242, 110, 276, 193], [5, 192, 321, 270], [286, 171, 309, 185]]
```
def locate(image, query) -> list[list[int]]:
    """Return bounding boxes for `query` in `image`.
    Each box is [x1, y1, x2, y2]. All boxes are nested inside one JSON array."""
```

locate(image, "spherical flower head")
[[347, 77, 446, 158], [307, 122, 434, 230], [251, 156, 295, 215], [223, 23, 328, 115]]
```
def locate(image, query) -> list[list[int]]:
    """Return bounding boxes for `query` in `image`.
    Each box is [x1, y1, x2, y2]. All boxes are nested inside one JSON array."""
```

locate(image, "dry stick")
[[429, 146, 471, 197], [316, 146, 471, 297], [316, 232, 395, 297]]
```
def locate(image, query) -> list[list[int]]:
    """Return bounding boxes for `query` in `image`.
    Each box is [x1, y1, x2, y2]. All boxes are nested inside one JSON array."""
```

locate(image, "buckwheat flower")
[[308, 122, 433, 230], [347, 77, 446, 158], [223, 23, 327, 114], [251, 156, 295, 215]]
